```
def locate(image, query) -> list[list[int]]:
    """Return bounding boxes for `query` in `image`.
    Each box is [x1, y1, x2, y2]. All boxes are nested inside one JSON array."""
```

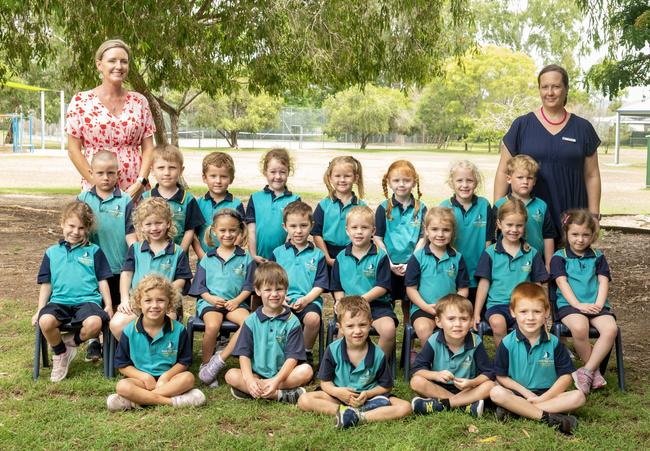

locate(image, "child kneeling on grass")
[[298, 296, 412, 428], [225, 262, 313, 403], [489, 282, 586, 435], [107, 274, 205, 411], [410, 294, 495, 417]]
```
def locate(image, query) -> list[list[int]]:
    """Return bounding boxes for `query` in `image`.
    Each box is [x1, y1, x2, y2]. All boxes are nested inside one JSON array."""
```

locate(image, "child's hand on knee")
[[31, 312, 39, 326], [453, 377, 473, 390], [117, 302, 133, 315], [141, 373, 157, 391], [433, 370, 455, 384], [260, 377, 280, 398], [245, 377, 263, 398], [104, 305, 114, 319]]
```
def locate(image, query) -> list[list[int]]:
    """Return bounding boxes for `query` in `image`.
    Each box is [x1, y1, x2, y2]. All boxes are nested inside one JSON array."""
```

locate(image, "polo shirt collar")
[[495, 238, 530, 254], [255, 306, 292, 322], [331, 192, 359, 206], [515, 326, 550, 346], [263, 185, 292, 199], [90, 186, 122, 199], [506, 193, 535, 206], [141, 240, 175, 255], [450, 195, 477, 210], [344, 243, 378, 257], [204, 191, 234, 205], [285, 241, 315, 255], [391, 194, 414, 212], [206, 245, 246, 260], [135, 314, 173, 342], [565, 246, 596, 259], [59, 239, 85, 251], [423, 244, 456, 258], [436, 330, 475, 352], [152, 184, 185, 203], [341, 338, 375, 369]]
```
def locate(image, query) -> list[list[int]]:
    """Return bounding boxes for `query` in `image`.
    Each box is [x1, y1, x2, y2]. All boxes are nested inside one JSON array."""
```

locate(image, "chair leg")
[[41, 333, 49, 368], [108, 331, 116, 378], [187, 318, 195, 357], [391, 344, 397, 382], [403, 326, 413, 382], [102, 323, 112, 378], [33, 326, 43, 380], [615, 328, 625, 392], [599, 348, 612, 376], [326, 320, 336, 348], [318, 320, 325, 369]]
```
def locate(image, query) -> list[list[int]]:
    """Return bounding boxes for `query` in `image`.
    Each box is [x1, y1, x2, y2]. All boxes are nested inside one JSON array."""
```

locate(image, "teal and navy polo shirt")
[[37, 240, 112, 306], [330, 244, 392, 304], [474, 238, 548, 308], [142, 184, 205, 245], [318, 338, 393, 392], [375, 195, 427, 264], [244, 186, 301, 259], [312, 194, 366, 258], [404, 245, 470, 315], [115, 315, 192, 377], [440, 195, 494, 288], [188, 246, 256, 317], [122, 240, 192, 290], [232, 307, 306, 379], [196, 191, 245, 252], [411, 330, 494, 381], [550, 247, 611, 310], [269, 242, 329, 310], [78, 187, 135, 274], [495, 327, 574, 392], [494, 195, 556, 256]]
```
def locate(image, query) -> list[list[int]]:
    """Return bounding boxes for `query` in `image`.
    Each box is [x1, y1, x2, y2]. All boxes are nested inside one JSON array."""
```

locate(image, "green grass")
[[2, 297, 648, 450]]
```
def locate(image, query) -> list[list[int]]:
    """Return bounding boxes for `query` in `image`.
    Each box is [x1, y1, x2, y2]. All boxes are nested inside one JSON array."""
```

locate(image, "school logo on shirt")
[[447, 263, 457, 278], [275, 330, 287, 346], [521, 260, 532, 273], [305, 257, 317, 272], [160, 258, 173, 272], [410, 218, 421, 228], [363, 263, 375, 278], [460, 355, 472, 369], [109, 205, 123, 218], [538, 351, 554, 368], [161, 341, 176, 357], [173, 206, 185, 220], [77, 251, 93, 266], [233, 263, 246, 277], [473, 214, 486, 228], [358, 368, 372, 386], [532, 208, 543, 223]]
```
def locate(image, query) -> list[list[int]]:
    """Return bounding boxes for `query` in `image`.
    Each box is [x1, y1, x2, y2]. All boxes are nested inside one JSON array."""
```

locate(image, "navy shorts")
[[292, 302, 322, 323], [411, 308, 436, 325], [467, 286, 478, 305], [485, 305, 516, 328], [38, 302, 108, 326], [513, 388, 548, 398], [557, 306, 615, 321], [435, 381, 461, 395], [199, 303, 250, 320], [371, 302, 398, 327]]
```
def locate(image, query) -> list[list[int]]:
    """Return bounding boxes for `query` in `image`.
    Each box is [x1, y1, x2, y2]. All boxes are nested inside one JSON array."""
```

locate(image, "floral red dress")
[[65, 90, 156, 191]]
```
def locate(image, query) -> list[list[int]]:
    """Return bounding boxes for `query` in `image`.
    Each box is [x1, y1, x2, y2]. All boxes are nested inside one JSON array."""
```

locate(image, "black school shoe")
[[546, 413, 578, 435], [85, 339, 102, 362]]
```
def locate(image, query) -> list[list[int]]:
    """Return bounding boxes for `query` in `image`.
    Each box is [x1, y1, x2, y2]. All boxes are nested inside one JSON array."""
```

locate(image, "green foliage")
[[192, 88, 283, 148], [323, 85, 412, 149], [581, 0, 650, 97]]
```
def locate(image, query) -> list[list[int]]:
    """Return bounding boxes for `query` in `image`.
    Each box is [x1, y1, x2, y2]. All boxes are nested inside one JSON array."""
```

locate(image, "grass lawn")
[[1, 295, 648, 450]]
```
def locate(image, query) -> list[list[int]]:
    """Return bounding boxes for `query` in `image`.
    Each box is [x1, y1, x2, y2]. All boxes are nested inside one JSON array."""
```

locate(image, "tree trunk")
[[169, 112, 179, 147], [360, 134, 369, 149], [230, 131, 239, 149], [128, 66, 167, 145], [218, 129, 234, 148], [488, 140, 492, 153]]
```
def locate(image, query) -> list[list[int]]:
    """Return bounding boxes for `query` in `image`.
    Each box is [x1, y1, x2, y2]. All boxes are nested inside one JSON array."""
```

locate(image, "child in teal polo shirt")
[[298, 296, 412, 428], [410, 294, 494, 418], [493, 155, 556, 269], [78, 150, 137, 361], [490, 282, 585, 435], [110, 198, 192, 340], [474, 198, 548, 348], [34, 201, 113, 382], [225, 262, 313, 404], [108, 274, 205, 411], [440, 160, 494, 304], [405, 207, 470, 343], [189, 209, 255, 387], [550, 209, 617, 394], [313, 156, 366, 267], [142, 144, 204, 252], [270, 201, 329, 366], [330, 206, 396, 359], [193, 151, 245, 259]]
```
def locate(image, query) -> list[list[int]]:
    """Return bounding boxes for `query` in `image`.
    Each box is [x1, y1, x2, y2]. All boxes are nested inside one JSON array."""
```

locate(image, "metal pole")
[[29, 113, 34, 152], [614, 112, 621, 165], [40, 91, 45, 151], [646, 135, 650, 188], [19, 112, 23, 153], [60, 90, 65, 152]]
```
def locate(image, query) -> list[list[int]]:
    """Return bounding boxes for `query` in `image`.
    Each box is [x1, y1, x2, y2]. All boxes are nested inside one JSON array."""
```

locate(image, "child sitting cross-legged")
[[410, 294, 495, 418], [107, 274, 205, 411], [298, 296, 412, 428]]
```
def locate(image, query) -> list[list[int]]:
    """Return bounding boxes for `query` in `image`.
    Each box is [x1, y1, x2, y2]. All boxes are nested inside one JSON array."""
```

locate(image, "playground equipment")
[[1, 111, 35, 153]]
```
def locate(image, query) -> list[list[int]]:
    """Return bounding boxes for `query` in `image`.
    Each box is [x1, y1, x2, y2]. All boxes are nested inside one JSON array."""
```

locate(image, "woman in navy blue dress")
[[494, 65, 602, 238]]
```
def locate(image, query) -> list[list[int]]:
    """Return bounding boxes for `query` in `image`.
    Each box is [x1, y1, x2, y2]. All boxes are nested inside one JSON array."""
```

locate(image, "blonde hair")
[[323, 156, 365, 199], [260, 148, 294, 174], [202, 151, 235, 178], [254, 261, 289, 290], [206, 208, 248, 248], [424, 206, 456, 245], [435, 294, 473, 317], [133, 197, 177, 241], [131, 274, 180, 314], [345, 205, 374, 226], [95, 39, 131, 61], [497, 198, 528, 223], [447, 160, 484, 193], [60, 200, 96, 245], [91, 150, 118, 168], [153, 144, 184, 166], [506, 155, 539, 177], [510, 282, 549, 312], [337, 295, 372, 322], [381, 160, 422, 220]]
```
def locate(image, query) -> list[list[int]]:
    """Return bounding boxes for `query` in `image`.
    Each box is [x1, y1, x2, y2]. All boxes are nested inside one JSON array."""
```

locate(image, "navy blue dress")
[[503, 112, 601, 236]]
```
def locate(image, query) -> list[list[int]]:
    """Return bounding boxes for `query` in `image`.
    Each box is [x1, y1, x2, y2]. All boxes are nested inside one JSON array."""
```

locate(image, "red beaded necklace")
[[540, 107, 567, 125]]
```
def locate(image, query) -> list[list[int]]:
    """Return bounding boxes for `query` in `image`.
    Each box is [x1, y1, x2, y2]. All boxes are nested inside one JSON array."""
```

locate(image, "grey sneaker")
[[495, 406, 510, 422], [199, 352, 226, 385], [592, 369, 607, 390], [546, 413, 578, 435], [278, 387, 306, 404], [106, 393, 136, 412], [230, 386, 253, 400], [572, 367, 593, 395], [85, 339, 102, 362], [171, 388, 206, 408], [50, 346, 77, 382]]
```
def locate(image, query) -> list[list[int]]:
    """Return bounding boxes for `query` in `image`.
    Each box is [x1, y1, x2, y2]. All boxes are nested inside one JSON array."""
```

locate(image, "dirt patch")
[[2, 194, 647, 384]]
